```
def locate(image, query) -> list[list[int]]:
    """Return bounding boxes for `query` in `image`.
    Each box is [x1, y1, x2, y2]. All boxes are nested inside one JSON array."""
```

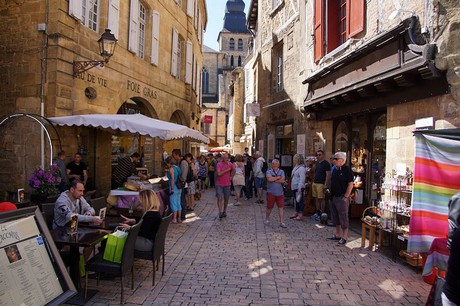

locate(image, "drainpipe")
[[40, 0, 50, 167]]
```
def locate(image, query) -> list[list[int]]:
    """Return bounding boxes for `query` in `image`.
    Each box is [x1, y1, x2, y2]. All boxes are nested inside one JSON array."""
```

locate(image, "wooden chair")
[[134, 213, 173, 286], [89, 196, 107, 215], [39, 202, 56, 230], [85, 220, 142, 304]]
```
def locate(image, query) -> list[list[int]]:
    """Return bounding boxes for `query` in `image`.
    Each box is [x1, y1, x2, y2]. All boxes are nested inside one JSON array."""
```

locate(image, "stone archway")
[[113, 97, 162, 176]]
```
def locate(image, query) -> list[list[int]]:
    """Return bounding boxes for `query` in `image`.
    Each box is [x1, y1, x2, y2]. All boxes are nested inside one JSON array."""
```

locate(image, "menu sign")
[[0, 216, 64, 305]]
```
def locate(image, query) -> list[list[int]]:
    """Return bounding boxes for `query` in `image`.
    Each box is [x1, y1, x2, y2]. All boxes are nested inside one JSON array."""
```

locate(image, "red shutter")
[[313, 0, 324, 62], [347, 0, 365, 38]]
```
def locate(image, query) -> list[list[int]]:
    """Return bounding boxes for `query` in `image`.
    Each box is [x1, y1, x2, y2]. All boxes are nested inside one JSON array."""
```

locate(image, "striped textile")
[[407, 130, 460, 253]]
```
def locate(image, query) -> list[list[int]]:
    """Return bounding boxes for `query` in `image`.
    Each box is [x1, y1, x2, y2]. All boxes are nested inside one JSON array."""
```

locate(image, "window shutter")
[[128, 0, 139, 54], [69, 0, 83, 21], [198, 11, 202, 44], [108, 0, 120, 39], [171, 27, 178, 76], [347, 0, 365, 37], [194, 0, 198, 29], [187, 0, 194, 17], [151, 11, 160, 65], [313, 0, 324, 62], [185, 41, 193, 84]]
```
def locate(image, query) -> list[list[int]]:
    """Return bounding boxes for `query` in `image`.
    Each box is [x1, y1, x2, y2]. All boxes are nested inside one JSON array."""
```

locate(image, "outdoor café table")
[[50, 227, 111, 290]]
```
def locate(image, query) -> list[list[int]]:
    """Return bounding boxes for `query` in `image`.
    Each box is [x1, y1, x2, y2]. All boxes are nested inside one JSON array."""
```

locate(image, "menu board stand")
[[0, 207, 77, 306]]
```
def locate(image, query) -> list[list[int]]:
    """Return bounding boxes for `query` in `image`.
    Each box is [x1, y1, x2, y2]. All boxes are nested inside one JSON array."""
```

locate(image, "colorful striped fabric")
[[408, 130, 460, 253]]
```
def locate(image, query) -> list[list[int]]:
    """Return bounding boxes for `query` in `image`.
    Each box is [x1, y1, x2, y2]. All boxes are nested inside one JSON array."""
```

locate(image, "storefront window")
[[335, 121, 348, 152], [370, 114, 387, 203]]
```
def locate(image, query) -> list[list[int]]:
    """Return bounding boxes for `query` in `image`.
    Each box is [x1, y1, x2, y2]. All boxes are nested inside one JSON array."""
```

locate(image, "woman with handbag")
[[164, 156, 182, 223], [290, 154, 307, 221], [119, 189, 162, 251]]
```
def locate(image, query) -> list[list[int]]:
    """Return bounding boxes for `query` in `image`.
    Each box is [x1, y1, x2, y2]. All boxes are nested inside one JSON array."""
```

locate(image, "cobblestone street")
[[83, 190, 429, 305]]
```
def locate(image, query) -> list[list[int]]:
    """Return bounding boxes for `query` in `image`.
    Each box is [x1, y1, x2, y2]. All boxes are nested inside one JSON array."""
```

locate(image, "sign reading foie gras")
[[0, 216, 63, 305]]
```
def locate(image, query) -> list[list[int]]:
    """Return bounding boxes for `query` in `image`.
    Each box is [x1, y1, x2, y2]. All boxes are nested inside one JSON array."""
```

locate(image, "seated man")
[[53, 180, 102, 228]]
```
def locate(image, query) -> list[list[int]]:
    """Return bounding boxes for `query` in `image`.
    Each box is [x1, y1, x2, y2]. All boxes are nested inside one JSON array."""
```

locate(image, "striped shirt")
[[112, 156, 136, 185]]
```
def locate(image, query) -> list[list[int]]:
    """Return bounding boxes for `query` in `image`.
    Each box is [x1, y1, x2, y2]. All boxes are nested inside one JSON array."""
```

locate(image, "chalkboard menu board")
[[0, 207, 76, 305]]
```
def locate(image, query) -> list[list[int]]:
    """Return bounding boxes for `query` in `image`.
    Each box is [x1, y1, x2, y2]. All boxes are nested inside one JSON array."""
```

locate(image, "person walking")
[[290, 154, 306, 221], [207, 153, 216, 188], [179, 153, 192, 221], [55, 150, 69, 192], [328, 152, 354, 245], [243, 153, 253, 200], [232, 154, 245, 206], [312, 150, 331, 219], [253, 151, 266, 204], [165, 156, 182, 224], [196, 155, 208, 192], [215, 153, 235, 218], [264, 159, 287, 228]]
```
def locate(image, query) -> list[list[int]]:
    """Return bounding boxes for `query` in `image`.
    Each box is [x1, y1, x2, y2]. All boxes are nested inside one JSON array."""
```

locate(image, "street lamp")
[[73, 29, 117, 76]]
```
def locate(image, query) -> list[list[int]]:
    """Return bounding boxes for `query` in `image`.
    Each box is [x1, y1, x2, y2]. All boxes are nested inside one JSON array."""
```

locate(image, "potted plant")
[[29, 164, 61, 203]]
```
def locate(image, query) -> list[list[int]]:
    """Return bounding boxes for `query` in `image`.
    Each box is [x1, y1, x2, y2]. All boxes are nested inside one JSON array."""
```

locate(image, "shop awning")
[[48, 114, 209, 144]]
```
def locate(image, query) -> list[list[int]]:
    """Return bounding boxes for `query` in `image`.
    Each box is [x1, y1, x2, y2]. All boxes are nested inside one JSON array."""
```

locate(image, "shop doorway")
[[369, 113, 387, 204], [112, 99, 160, 175], [275, 123, 294, 175]]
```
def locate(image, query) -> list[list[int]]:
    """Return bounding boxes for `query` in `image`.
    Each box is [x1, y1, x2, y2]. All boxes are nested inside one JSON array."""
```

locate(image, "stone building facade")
[[247, 0, 460, 208], [0, 0, 207, 197], [201, 0, 250, 154], [245, 0, 308, 172]]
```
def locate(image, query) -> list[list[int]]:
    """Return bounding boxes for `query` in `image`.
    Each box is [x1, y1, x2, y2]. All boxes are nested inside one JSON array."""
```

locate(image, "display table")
[[361, 221, 382, 251]]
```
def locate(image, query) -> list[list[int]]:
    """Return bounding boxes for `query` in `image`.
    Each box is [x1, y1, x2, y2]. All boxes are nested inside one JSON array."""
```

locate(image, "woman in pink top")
[[215, 153, 235, 219]]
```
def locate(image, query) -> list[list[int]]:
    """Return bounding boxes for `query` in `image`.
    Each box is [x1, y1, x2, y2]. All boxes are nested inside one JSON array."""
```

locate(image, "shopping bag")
[[103, 228, 128, 263]]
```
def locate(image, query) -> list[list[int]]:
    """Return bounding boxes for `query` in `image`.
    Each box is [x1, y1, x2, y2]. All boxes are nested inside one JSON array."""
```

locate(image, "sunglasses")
[[316, 154, 322, 156], [333, 158, 338, 160]]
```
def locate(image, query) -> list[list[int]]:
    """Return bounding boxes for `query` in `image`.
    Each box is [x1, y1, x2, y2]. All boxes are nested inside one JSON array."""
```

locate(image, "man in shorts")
[[312, 150, 331, 219], [253, 151, 266, 204], [264, 159, 287, 228], [329, 152, 354, 245], [215, 153, 235, 219]]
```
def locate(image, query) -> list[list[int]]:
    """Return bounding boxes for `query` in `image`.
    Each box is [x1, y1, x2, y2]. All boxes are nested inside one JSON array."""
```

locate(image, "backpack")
[[261, 161, 268, 174], [186, 164, 194, 183]]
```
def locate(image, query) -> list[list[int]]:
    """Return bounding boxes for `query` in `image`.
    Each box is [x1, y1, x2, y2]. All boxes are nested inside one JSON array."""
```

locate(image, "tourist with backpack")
[[253, 151, 267, 204]]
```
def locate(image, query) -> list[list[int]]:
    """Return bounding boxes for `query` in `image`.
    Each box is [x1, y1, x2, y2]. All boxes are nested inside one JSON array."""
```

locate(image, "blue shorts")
[[216, 185, 231, 201], [255, 177, 265, 189]]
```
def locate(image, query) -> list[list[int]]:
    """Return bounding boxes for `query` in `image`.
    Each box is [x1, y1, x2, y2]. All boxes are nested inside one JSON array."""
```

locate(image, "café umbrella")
[[47, 113, 209, 143]]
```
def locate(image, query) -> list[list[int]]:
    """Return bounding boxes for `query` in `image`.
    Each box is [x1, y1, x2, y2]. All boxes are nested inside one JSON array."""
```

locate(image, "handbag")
[[103, 228, 128, 263], [176, 177, 185, 189]]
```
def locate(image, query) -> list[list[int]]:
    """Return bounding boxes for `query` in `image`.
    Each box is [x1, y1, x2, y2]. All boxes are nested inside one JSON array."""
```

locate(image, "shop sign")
[[127, 80, 157, 99], [76, 71, 108, 87], [204, 115, 213, 123]]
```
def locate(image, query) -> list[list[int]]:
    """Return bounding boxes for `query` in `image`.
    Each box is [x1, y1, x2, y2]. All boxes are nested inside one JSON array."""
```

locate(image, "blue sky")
[[203, 0, 250, 51]]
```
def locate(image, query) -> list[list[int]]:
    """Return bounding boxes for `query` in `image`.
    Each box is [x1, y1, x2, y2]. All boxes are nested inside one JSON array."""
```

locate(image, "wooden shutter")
[[171, 27, 178, 76], [151, 11, 160, 65], [187, 0, 194, 17], [185, 40, 193, 84], [69, 0, 83, 21], [347, 0, 365, 37], [313, 0, 324, 62], [108, 0, 120, 39], [128, 0, 139, 54]]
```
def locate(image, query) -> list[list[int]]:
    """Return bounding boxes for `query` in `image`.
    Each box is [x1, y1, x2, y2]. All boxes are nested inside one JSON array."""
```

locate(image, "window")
[[238, 56, 242, 67], [138, 2, 146, 59], [238, 39, 243, 51], [69, 0, 99, 31], [171, 29, 185, 80], [128, 0, 148, 57], [276, 48, 283, 92], [229, 38, 235, 51], [202, 67, 209, 93], [230, 55, 234, 67], [314, 0, 365, 62]]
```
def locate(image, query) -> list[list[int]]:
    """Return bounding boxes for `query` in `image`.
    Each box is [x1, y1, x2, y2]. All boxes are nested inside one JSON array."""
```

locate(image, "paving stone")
[[73, 190, 430, 306]]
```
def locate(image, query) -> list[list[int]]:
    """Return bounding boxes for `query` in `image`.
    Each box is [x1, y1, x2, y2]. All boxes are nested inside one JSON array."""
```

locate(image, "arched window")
[[229, 38, 235, 50], [230, 55, 234, 67], [238, 38, 243, 50], [238, 56, 242, 67], [202, 67, 209, 93]]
